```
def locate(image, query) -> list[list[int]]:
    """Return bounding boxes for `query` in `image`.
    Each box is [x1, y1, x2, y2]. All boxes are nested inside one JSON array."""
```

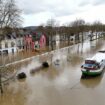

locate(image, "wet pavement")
[[1, 38, 105, 105]]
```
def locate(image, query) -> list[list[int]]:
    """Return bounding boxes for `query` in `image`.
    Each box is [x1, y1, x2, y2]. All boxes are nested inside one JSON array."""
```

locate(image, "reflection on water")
[[0, 38, 105, 105], [80, 76, 103, 88], [80, 68, 105, 88]]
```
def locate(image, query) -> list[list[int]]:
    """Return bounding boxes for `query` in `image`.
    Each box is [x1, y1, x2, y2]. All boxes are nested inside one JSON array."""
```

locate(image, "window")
[[5, 42, 8, 48], [11, 42, 15, 47]]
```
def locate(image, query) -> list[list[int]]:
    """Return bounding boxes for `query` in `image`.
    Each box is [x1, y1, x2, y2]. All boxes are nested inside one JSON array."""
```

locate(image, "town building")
[[24, 32, 46, 51], [0, 34, 24, 54]]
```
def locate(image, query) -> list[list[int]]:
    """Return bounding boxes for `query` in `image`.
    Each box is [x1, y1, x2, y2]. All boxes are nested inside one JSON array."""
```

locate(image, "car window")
[[84, 63, 95, 67]]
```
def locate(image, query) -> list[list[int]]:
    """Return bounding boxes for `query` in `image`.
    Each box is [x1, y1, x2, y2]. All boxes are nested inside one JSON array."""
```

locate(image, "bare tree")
[[91, 21, 103, 39], [0, 0, 22, 36], [0, 0, 22, 94], [45, 19, 58, 50], [70, 19, 85, 43]]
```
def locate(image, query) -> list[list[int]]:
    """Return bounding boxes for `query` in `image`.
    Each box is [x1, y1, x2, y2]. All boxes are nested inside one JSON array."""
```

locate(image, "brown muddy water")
[[1, 39, 105, 105]]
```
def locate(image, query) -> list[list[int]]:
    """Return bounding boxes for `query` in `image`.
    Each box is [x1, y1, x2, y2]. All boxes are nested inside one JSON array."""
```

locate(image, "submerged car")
[[81, 51, 105, 77]]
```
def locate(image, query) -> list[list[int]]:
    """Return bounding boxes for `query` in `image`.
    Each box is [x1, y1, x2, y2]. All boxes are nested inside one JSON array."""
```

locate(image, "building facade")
[[24, 33, 46, 51]]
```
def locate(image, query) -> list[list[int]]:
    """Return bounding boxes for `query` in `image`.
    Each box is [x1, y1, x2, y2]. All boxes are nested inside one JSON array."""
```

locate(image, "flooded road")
[[1, 38, 105, 105]]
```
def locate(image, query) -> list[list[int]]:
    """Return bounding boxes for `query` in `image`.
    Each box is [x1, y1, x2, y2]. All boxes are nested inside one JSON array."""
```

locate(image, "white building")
[[0, 37, 17, 54], [0, 35, 24, 54]]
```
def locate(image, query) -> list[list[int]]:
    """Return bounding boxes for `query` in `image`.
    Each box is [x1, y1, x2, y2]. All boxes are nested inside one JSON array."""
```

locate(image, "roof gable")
[[32, 32, 44, 41]]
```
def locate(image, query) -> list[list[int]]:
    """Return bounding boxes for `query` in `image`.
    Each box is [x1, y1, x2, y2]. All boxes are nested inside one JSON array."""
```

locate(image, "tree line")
[[37, 19, 105, 39], [36, 19, 105, 49]]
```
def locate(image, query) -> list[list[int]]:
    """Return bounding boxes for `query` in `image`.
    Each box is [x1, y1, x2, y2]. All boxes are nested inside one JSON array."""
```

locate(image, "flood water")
[[1, 38, 105, 105]]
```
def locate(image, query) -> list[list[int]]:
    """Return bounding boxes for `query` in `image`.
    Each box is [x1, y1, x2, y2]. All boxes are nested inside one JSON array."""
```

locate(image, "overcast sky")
[[16, 0, 105, 27]]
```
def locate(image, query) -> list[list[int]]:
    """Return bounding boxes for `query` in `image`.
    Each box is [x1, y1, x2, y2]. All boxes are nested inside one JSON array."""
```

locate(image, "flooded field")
[[1, 38, 105, 105]]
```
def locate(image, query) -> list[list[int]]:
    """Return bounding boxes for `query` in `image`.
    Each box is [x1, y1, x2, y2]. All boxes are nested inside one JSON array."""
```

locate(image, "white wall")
[[7, 47, 17, 53], [0, 39, 17, 54]]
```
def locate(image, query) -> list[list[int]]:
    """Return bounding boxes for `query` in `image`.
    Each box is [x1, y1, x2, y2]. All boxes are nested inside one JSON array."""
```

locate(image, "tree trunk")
[[68, 35, 70, 45], [82, 32, 84, 42], [51, 34, 53, 50]]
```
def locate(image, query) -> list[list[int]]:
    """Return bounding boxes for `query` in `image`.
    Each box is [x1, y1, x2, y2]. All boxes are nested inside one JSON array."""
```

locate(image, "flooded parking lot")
[[1, 38, 105, 105]]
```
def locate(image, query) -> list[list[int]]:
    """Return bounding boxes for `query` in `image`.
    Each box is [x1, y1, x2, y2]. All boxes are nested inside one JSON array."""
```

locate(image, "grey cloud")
[[23, 7, 45, 15], [17, 0, 81, 17], [16, 0, 47, 14], [79, 1, 90, 7], [93, 0, 105, 6], [50, 8, 80, 17], [79, 0, 105, 7], [16, 0, 105, 17], [45, 4, 75, 17]]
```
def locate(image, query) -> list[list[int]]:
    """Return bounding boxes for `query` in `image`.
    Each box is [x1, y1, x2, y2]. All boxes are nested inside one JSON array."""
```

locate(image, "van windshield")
[[84, 63, 96, 68]]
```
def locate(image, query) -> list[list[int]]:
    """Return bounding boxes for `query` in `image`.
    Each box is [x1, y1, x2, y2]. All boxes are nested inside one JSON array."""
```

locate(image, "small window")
[[5, 42, 8, 48], [11, 42, 15, 47]]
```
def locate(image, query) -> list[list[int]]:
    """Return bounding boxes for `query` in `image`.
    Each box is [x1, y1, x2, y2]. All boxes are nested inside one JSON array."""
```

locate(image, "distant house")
[[0, 32, 25, 54], [0, 34, 17, 54], [24, 32, 46, 51]]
